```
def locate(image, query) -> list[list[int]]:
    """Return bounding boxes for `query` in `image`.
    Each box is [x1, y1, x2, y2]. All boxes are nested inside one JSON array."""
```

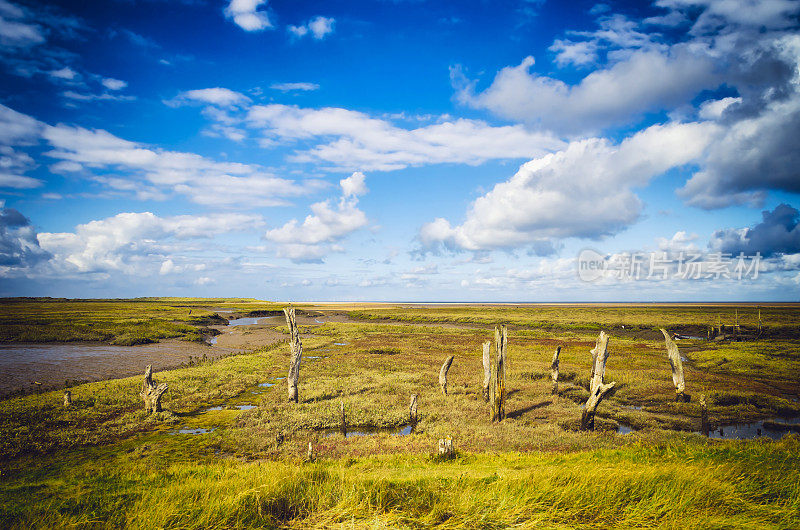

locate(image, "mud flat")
[[0, 340, 237, 398]]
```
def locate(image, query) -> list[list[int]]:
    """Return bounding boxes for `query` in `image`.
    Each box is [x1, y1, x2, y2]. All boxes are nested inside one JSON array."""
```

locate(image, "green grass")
[[0, 298, 283, 344], [1, 301, 800, 527]]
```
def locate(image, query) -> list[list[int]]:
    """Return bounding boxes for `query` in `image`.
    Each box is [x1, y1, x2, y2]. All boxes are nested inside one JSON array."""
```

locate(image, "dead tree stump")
[[481, 341, 491, 401], [63, 390, 72, 407], [284, 307, 303, 403], [438, 436, 454, 456], [409, 394, 418, 427], [581, 332, 615, 431], [439, 355, 455, 395], [700, 394, 710, 436], [140, 365, 168, 414], [660, 329, 686, 402], [489, 325, 507, 422], [551, 346, 561, 394]]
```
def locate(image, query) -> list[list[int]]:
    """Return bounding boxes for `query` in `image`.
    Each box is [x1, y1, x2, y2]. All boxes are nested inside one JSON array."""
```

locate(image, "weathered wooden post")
[[438, 436, 454, 456], [700, 394, 709, 436], [481, 341, 491, 401], [284, 307, 302, 403], [409, 394, 418, 427], [489, 325, 507, 421], [340, 401, 347, 437], [581, 331, 616, 431], [439, 355, 455, 395], [63, 390, 72, 407], [758, 308, 762, 336], [140, 365, 168, 414], [551, 346, 561, 394], [660, 329, 686, 402], [306, 442, 314, 461]]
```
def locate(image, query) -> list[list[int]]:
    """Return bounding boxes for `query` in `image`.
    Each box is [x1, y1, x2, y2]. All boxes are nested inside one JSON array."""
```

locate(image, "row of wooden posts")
[[125, 308, 700, 437]]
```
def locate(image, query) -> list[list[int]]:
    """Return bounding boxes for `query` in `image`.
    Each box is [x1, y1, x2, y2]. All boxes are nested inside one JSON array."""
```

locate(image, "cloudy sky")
[[1, 0, 799, 301]]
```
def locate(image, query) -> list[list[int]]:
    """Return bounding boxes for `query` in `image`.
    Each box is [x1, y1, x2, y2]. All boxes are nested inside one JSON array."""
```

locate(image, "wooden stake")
[[306, 442, 314, 461], [489, 325, 507, 422], [551, 346, 561, 394], [481, 341, 491, 402], [700, 394, 709, 436], [660, 329, 686, 402], [409, 394, 418, 427], [140, 365, 168, 414], [284, 307, 302, 403], [438, 436, 454, 456], [439, 355, 455, 395], [581, 331, 616, 431], [63, 390, 72, 407], [340, 401, 347, 437]]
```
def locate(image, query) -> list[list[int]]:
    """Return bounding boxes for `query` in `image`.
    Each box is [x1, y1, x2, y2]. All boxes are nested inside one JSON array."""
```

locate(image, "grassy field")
[[0, 298, 281, 345], [1, 299, 799, 527]]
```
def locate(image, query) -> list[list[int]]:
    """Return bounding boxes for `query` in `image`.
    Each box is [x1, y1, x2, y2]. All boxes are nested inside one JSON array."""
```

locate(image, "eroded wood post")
[[439, 355, 455, 395], [660, 329, 686, 402], [409, 394, 418, 427], [482, 341, 491, 402], [340, 401, 347, 437], [140, 365, 168, 414], [551, 346, 561, 394], [63, 390, 72, 407], [489, 325, 507, 422], [306, 442, 314, 461], [700, 394, 709, 436], [438, 436, 454, 456], [284, 307, 302, 403], [581, 331, 615, 431]]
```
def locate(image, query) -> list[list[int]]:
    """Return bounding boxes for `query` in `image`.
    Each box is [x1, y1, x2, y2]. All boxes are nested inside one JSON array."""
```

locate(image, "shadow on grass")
[[506, 400, 552, 419]]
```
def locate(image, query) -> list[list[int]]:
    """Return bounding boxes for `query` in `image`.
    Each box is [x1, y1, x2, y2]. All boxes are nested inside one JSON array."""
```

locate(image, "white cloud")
[[549, 39, 599, 67], [0, 4, 44, 48], [38, 211, 264, 274], [245, 104, 565, 171], [224, 0, 272, 32], [289, 16, 335, 40], [419, 121, 717, 252], [453, 49, 718, 135], [101, 78, 127, 91], [270, 82, 320, 92], [340, 171, 367, 197], [48, 66, 77, 80], [264, 174, 369, 262], [308, 16, 335, 39], [0, 172, 42, 188], [168, 87, 251, 108], [39, 120, 314, 207]]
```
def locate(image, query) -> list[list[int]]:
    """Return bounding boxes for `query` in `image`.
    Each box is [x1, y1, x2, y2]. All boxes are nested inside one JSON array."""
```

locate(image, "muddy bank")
[[0, 340, 242, 399]]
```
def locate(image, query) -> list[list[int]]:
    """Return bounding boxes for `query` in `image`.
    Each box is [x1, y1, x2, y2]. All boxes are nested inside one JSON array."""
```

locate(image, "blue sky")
[[1, 0, 800, 301]]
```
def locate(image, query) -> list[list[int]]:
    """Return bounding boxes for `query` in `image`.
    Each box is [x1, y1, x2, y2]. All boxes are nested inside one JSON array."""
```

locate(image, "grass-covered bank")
[[0, 298, 282, 345], [2, 436, 799, 528]]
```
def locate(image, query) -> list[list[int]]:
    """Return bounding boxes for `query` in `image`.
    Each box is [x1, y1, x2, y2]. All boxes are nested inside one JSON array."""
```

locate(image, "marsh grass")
[[1, 301, 800, 527]]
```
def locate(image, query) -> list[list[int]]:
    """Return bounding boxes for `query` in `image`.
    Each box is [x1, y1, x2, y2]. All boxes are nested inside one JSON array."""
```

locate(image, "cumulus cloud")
[[38, 211, 264, 274], [264, 173, 369, 262], [709, 203, 800, 257], [224, 0, 272, 32], [419, 121, 716, 253], [245, 104, 565, 171], [289, 16, 335, 40], [0, 207, 50, 270], [453, 49, 718, 135]]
